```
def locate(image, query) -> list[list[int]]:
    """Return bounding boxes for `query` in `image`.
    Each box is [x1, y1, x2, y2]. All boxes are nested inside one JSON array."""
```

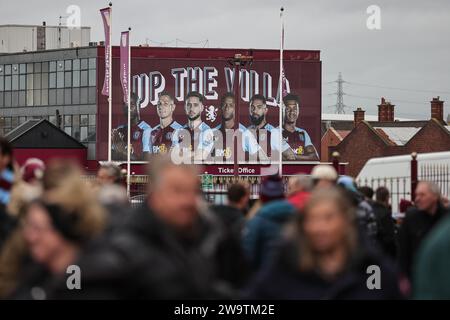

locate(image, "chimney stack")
[[430, 96, 444, 123], [378, 97, 395, 122], [353, 107, 365, 127]]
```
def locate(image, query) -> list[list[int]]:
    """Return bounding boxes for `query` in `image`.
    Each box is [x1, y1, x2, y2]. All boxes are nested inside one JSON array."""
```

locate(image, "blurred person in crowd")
[[358, 186, 374, 203], [287, 175, 312, 211], [0, 158, 45, 298], [337, 176, 378, 246], [242, 174, 295, 270], [0, 138, 15, 250], [73, 154, 248, 299], [96, 163, 123, 186], [210, 182, 250, 237], [372, 187, 397, 259], [245, 188, 402, 299], [282, 94, 319, 161], [413, 212, 450, 299], [9, 161, 106, 299], [398, 181, 449, 279], [442, 196, 449, 209], [310, 164, 338, 189], [111, 92, 151, 161]]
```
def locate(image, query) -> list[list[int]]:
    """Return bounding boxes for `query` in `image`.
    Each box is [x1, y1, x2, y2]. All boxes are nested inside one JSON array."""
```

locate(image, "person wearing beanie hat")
[[311, 164, 338, 189], [259, 174, 285, 203], [21, 158, 45, 184], [243, 174, 295, 270]]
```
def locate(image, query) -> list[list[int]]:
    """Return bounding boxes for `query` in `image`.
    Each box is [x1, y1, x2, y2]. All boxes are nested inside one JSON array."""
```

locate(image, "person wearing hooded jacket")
[[242, 174, 295, 271]]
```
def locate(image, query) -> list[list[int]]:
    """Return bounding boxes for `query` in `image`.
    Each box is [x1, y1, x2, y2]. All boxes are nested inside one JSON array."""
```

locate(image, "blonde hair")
[[296, 188, 358, 271]]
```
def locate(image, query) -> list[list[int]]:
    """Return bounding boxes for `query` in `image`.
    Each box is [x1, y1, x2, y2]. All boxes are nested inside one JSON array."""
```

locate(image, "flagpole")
[[107, 2, 113, 162], [127, 28, 131, 198], [278, 7, 284, 177]]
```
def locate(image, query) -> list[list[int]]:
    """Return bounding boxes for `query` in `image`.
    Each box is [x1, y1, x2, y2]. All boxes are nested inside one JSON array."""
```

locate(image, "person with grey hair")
[[398, 180, 449, 282]]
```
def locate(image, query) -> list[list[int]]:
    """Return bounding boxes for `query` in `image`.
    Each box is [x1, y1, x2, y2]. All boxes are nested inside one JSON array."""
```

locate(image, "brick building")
[[329, 97, 450, 177]]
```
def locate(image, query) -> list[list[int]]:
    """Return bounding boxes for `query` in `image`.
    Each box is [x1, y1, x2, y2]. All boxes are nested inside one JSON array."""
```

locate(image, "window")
[[49, 61, 56, 72], [64, 115, 72, 126], [80, 87, 88, 104], [33, 90, 41, 105], [80, 70, 88, 87], [4, 92, 11, 107], [88, 87, 96, 104], [26, 90, 33, 106], [73, 59, 80, 70], [41, 89, 48, 105], [65, 60, 72, 71], [34, 62, 41, 73], [72, 88, 80, 104], [88, 125, 96, 142], [5, 76, 11, 91], [49, 115, 56, 125], [88, 69, 96, 86], [89, 114, 96, 125], [80, 59, 88, 70], [26, 74, 33, 90], [33, 73, 41, 89], [80, 126, 88, 142], [12, 64, 19, 74], [19, 64, 26, 74], [0, 76, 3, 92], [19, 75, 26, 90], [64, 88, 71, 104], [49, 73, 56, 88], [42, 62, 49, 73], [11, 91, 19, 107], [65, 127, 72, 136], [41, 73, 48, 89], [5, 65, 11, 75], [11, 117, 18, 127], [57, 60, 64, 71], [49, 89, 56, 105], [72, 70, 80, 87], [19, 91, 26, 106], [27, 63, 34, 73], [12, 75, 18, 90], [89, 58, 96, 69], [65, 72, 72, 87], [80, 115, 88, 125], [57, 89, 64, 105], [57, 72, 64, 88], [19, 116, 26, 124]]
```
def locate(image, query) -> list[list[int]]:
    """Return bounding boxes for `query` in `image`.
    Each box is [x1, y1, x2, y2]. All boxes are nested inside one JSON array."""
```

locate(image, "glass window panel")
[[11, 91, 19, 107], [64, 88, 71, 104], [57, 60, 64, 71], [49, 89, 56, 105], [49, 61, 56, 72], [72, 70, 80, 87], [73, 115, 80, 126], [57, 72, 64, 88], [0, 92, 3, 106], [41, 73, 48, 89], [88, 126, 96, 142], [34, 62, 41, 73], [12, 117, 18, 127], [5, 76, 11, 91], [49, 72, 56, 88], [5, 117, 11, 127], [65, 60, 72, 70], [33, 73, 41, 89], [73, 59, 80, 70], [65, 72, 72, 87], [64, 115, 72, 126], [33, 90, 41, 105], [26, 74, 33, 90], [19, 91, 26, 105], [57, 89, 64, 105], [88, 87, 96, 104], [19, 75, 26, 90], [27, 63, 33, 73], [26, 90, 33, 106], [19, 64, 26, 74], [89, 114, 96, 125], [65, 127, 72, 136], [0, 76, 3, 91], [19, 116, 26, 124], [5, 65, 11, 75], [12, 64, 19, 74], [4, 92, 11, 107], [80, 115, 88, 125], [41, 89, 48, 105], [12, 75, 18, 90], [80, 87, 88, 104], [88, 69, 96, 86], [49, 115, 56, 125], [72, 88, 80, 104], [80, 126, 88, 142], [73, 126, 80, 140], [80, 70, 88, 87], [0, 65, 3, 75], [89, 58, 96, 69], [42, 62, 49, 73], [80, 58, 88, 70]]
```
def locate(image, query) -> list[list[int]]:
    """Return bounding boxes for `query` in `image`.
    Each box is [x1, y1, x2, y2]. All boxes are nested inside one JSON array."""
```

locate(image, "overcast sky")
[[1, 0, 449, 119]]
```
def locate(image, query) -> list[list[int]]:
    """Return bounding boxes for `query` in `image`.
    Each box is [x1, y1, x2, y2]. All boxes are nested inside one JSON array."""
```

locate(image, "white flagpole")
[[107, 2, 113, 162], [278, 7, 284, 177], [127, 28, 131, 198]]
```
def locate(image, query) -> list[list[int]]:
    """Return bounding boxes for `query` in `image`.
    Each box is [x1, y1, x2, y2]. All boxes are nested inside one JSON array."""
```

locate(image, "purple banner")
[[100, 7, 111, 96], [120, 31, 130, 104]]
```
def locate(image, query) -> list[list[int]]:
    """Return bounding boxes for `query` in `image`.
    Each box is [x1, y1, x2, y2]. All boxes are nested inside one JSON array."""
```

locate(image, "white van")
[[356, 151, 450, 212]]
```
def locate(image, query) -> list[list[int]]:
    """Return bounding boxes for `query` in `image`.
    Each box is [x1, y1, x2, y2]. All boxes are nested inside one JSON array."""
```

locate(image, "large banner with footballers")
[[97, 47, 321, 165]]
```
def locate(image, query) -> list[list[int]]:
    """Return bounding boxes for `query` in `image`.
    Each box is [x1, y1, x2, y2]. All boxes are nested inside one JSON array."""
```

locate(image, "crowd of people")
[[0, 136, 449, 299]]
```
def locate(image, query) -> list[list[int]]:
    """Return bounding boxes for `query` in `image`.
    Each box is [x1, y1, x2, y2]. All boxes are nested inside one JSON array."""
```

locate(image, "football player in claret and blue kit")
[[282, 93, 319, 161]]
